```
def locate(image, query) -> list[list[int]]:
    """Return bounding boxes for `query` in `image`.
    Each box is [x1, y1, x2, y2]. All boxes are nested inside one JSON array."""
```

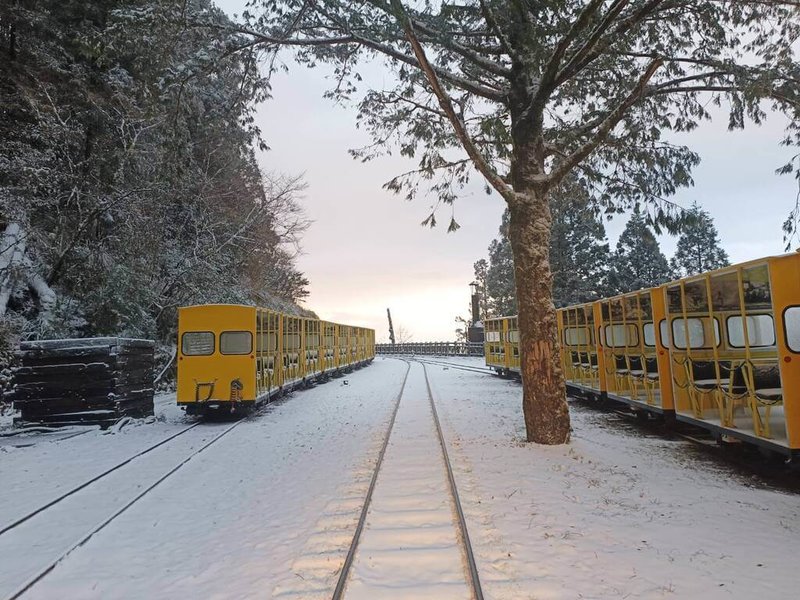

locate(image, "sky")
[[217, 1, 797, 342]]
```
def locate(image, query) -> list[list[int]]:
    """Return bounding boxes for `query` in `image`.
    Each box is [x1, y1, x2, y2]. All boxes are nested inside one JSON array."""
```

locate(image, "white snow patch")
[[424, 358, 800, 599], [1, 359, 406, 599]]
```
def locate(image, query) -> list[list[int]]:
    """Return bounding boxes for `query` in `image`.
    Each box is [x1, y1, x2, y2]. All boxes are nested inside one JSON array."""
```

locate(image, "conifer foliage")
[[481, 178, 611, 313], [670, 202, 730, 277], [485, 212, 517, 318], [472, 258, 490, 322], [549, 178, 612, 307], [0, 1, 311, 350], [608, 210, 672, 294]]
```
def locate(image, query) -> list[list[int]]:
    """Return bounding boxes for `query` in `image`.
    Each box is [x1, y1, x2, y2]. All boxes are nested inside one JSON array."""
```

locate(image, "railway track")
[[0, 422, 202, 537], [333, 359, 483, 599], [331, 360, 410, 600], [420, 361, 484, 600], [406, 356, 493, 375], [1, 416, 251, 600]]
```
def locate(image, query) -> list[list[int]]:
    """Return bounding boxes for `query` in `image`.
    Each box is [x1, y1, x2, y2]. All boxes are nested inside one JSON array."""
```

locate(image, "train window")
[[259, 333, 277, 352], [508, 330, 520, 343], [564, 327, 589, 346], [671, 318, 720, 349], [604, 324, 638, 347], [643, 323, 656, 347], [659, 320, 670, 347], [284, 333, 301, 349], [783, 307, 800, 353], [181, 331, 214, 356], [486, 331, 501, 342], [726, 315, 776, 348], [220, 331, 252, 355]]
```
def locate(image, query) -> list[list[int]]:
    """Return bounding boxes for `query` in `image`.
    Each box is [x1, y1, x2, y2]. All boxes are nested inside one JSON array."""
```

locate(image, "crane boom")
[[386, 308, 396, 345]]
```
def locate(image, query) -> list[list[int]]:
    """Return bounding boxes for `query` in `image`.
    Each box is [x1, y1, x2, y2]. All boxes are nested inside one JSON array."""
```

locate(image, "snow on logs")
[[7, 338, 155, 428]]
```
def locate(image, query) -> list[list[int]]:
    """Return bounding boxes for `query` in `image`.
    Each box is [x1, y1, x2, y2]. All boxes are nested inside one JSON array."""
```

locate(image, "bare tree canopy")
[[199, 0, 800, 444]]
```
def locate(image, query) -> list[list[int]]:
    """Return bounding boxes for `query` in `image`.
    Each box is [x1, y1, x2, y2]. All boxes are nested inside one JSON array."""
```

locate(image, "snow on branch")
[[0, 223, 56, 320], [546, 58, 664, 186], [387, 0, 514, 200]]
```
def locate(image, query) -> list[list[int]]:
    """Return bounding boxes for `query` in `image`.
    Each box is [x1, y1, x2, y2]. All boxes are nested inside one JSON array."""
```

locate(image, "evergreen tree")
[[483, 177, 611, 313], [0, 0, 312, 353], [486, 212, 517, 317], [549, 179, 611, 307], [472, 259, 489, 321], [670, 202, 730, 277], [609, 210, 672, 294]]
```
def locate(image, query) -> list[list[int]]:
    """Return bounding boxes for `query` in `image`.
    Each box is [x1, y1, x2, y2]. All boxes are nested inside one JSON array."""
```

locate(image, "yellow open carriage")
[[487, 252, 800, 457], [177, 304, 375, 415]]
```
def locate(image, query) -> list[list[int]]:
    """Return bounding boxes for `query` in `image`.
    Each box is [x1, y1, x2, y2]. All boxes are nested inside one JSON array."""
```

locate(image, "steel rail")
[[0, 421, 202, 538], [420, 362, 484, 600], [410, 357, 492, 375], [331, 360, 411, 600], [6, 417, 247, 600]]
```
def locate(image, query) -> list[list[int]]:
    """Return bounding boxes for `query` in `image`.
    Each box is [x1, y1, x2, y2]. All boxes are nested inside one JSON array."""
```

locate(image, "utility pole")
[[387, 308, 396, 344]]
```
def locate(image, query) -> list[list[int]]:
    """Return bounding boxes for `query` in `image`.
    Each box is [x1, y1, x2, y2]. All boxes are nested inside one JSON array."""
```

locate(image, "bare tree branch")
[[192, 20, 506, 101], [554, 0, 665, 86]]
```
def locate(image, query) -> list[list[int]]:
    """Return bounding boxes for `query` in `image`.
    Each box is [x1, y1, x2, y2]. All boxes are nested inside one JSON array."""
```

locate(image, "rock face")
[[8, 338, 155, 428]]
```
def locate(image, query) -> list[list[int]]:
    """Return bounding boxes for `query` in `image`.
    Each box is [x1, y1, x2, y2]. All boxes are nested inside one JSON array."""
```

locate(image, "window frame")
[[669, 317, 721, 350], [603, 323, 639, 348], [642, 322, 656, 347], [181, 331, 215, 356], [219, 330, 253, 355], [725, 314, 776, 349], [782, 306, 800, 354], [659, 319, 669, 348], [564, 326, 590, 347]]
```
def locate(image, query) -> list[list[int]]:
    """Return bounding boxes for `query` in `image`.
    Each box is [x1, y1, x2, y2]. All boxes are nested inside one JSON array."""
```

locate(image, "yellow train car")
[[487, 252, 800, 457], [485, 315, 515, 374], [177, 304, 375, 415], [595, 288, 674, 414], [662, 254, 800, 453]]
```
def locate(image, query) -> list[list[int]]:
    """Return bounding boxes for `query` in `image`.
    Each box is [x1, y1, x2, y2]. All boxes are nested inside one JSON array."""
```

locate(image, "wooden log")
[[10, 337, 156, 428]]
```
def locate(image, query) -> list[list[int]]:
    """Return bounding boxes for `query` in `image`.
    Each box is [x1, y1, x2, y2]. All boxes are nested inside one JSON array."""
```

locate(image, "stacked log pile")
[[8, 338, 155, 428]]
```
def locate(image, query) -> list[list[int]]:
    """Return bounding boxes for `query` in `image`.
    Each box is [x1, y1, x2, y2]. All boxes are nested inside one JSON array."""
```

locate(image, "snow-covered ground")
[[344, 362, 470, 600], [426, 356, 800, 599], [0, 360, 407, 599], [1, 356, 798, 599]]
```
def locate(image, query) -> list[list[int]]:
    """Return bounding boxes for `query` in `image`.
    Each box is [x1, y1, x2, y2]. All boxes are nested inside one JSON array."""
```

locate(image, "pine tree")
[[486, 212, 517, 317], [0, 0, 312, 352], [236, 0, 800, 445], [549, 178, 611, 307], [483, 177, 611, 313], [670, 202, 730, 277], [472, 259, 489, 321], [609, 210, 672, 294]]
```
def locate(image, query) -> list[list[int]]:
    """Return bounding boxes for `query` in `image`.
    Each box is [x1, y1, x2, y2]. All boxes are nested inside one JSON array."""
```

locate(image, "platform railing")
[[376, 342, 485, 357]]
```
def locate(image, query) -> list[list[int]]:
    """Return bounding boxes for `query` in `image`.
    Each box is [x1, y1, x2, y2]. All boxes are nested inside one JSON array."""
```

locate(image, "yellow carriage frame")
[[486, 252, 800, 456], [177, 304, 375, 413]]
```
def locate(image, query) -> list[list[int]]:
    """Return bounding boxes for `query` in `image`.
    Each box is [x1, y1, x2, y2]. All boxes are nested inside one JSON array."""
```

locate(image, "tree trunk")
[[507, 187, 571, 445]]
